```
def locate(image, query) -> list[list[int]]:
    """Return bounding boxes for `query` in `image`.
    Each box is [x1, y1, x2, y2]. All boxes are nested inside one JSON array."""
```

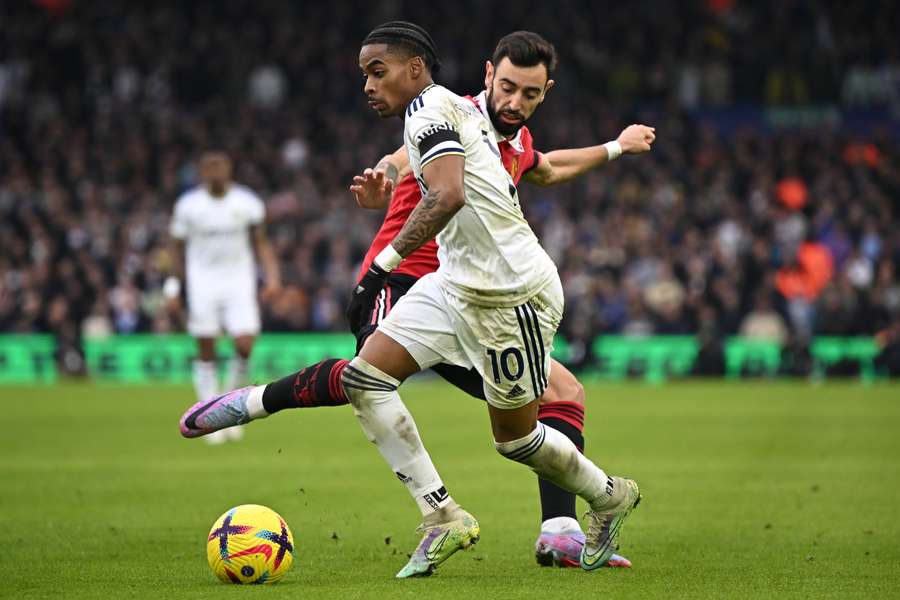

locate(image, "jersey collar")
[[473, 90, 525, 153], [406, 83, 437, 114]]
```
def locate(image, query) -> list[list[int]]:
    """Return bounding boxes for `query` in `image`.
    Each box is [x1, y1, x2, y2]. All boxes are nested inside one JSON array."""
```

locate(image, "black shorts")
[[350, 272, 487, 401]]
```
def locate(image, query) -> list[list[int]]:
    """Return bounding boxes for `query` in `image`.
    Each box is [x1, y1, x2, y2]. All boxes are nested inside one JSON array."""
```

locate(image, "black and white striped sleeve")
[[410, 100, 466, 168], [417, 125, 464, 167]]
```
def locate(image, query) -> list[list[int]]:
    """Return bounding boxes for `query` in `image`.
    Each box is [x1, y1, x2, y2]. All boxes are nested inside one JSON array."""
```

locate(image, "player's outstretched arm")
[[346, 154, 464, 331], [524, 124, 656, 187], [390, 154, 465, 258], [253, 224, 282, 302], [350, 146, 411, 209], [163, 237, 186, 314]]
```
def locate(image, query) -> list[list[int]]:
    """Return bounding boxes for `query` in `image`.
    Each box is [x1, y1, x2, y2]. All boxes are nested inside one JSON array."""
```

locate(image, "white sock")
[[225, 356, 250, 390], [496, 423, 614, 510], [541, 516, 582, 534], [341, 356, 452, 516], [245, 385, 269, 419], [192, 360, 218, 402]]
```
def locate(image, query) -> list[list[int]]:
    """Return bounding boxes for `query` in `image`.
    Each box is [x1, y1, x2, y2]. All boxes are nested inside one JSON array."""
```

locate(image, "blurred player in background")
[[166, 150, 281, 444]]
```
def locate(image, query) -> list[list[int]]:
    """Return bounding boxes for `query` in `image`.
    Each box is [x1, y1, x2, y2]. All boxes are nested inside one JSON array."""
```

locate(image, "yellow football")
[[206, 504, 295, 584]]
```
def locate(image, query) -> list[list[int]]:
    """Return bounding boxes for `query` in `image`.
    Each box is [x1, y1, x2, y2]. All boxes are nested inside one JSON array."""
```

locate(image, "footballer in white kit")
[[342, 23, 639, 576], [377, 82, 563, 407], [167, 151, 281, 443], [177, 23, 640, 577]]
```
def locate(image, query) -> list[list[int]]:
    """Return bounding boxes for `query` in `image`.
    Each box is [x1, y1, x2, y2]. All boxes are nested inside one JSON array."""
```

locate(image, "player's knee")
[[568, 379, 585, 405], [233, 336, 255, 358], [540, 369, 584, 406], [340, 356, 400, 409], [196, 338, 216, 362]]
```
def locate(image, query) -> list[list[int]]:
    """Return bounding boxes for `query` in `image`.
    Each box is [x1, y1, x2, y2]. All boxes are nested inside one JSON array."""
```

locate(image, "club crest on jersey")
[[508, 156, 519, 181]]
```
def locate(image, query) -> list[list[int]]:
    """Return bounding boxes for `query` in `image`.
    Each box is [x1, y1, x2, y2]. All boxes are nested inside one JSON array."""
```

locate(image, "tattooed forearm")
[[391, 188, 463, 257], [374, 159, 399, 186]]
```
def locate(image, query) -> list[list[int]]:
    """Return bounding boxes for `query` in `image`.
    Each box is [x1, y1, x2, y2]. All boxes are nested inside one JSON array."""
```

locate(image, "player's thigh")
[[186, 289, 221, 338], [376, 273, 468, 372], [223, 291, 261, 339], [356, 330, 421, 382], [450, 290, 562, 410], [538, 358, 584, 405]]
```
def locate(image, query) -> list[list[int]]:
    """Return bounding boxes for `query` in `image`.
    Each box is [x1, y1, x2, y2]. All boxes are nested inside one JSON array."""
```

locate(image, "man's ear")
[[484, 60, 494, 91], [410, 55, 426, 79], [543, 79, 556, 97]]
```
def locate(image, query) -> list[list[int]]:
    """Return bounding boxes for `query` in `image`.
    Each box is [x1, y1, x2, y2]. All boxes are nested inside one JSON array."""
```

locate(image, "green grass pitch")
[[2, 380, 899, 599]]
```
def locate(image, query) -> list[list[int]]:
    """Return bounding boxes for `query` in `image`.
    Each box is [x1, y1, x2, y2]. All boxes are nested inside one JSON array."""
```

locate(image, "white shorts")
[[187, 286, 261, 338], [377, 272, 563, 409]]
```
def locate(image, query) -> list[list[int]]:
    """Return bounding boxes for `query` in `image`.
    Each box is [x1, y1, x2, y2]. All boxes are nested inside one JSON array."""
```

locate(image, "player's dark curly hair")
[[362, 21, 441, 74], [492, 31, 557, 78]]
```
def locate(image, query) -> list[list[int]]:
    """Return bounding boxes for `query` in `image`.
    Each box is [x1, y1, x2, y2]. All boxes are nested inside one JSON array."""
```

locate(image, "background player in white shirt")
[[166, 151, 281, 443]]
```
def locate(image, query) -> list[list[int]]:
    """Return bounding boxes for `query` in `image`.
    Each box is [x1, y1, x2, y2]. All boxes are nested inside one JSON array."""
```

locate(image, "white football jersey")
[[170, 184, 264, 292], [404, 84, 558, 307]]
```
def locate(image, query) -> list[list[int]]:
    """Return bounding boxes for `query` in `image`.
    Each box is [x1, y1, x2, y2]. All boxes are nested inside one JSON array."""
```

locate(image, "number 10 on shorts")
[[486, 347, 525, 384]]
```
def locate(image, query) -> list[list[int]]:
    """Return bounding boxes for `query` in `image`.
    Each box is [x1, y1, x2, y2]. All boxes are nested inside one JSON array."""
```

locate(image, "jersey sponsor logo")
[[192, 226, 245, 238]]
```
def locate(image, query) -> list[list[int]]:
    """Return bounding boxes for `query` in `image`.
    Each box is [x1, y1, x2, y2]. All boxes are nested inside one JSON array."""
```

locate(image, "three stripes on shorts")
[[515, 302, 548, 400]]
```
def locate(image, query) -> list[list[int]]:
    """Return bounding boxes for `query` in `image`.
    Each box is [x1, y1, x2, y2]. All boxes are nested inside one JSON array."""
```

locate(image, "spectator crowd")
[[2, 1, 899, 374]]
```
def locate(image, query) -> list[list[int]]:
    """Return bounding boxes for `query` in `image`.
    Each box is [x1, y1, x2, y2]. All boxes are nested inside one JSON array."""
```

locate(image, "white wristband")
[[373, 244, 403, 272], [603, 140, 623, 161], [163, 276, 181, 299]]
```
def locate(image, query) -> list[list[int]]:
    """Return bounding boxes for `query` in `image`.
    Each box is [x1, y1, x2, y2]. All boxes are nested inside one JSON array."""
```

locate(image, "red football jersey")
[[358, 92, 542, 281]]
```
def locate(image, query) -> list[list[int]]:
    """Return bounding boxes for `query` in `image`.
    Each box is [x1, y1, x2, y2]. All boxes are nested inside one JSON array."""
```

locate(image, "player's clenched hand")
[[617, 124, 656, 154], [350, 168, 394, 209], [165, 296, 182, 315], [346, 263, 389, 331], [260, 282, 283, 303]]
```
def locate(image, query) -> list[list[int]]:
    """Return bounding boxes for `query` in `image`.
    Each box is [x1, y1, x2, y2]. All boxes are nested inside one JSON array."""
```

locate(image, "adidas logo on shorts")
[[506, 384, 527, 400]]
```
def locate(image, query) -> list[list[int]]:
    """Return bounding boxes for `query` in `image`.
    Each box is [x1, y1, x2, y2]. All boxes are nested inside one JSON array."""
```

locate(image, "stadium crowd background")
[[2, 0, 900, 375]]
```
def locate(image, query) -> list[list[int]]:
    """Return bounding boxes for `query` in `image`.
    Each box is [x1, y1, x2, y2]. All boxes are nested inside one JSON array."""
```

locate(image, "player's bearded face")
[[359, 44, 418, 118], [485, 58, 553, 137]]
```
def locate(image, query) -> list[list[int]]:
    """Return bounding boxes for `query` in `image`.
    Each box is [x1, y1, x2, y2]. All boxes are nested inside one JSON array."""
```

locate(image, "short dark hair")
[[492, 31, 557, 79], [362, 21, 441, 74]]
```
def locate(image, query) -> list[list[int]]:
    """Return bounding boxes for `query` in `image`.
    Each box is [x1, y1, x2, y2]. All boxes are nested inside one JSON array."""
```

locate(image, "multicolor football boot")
[[396, 503, 480, 578], [180, 386, 255, 438], [580, 477, 641, 571], [535, 531, 632, 568]]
